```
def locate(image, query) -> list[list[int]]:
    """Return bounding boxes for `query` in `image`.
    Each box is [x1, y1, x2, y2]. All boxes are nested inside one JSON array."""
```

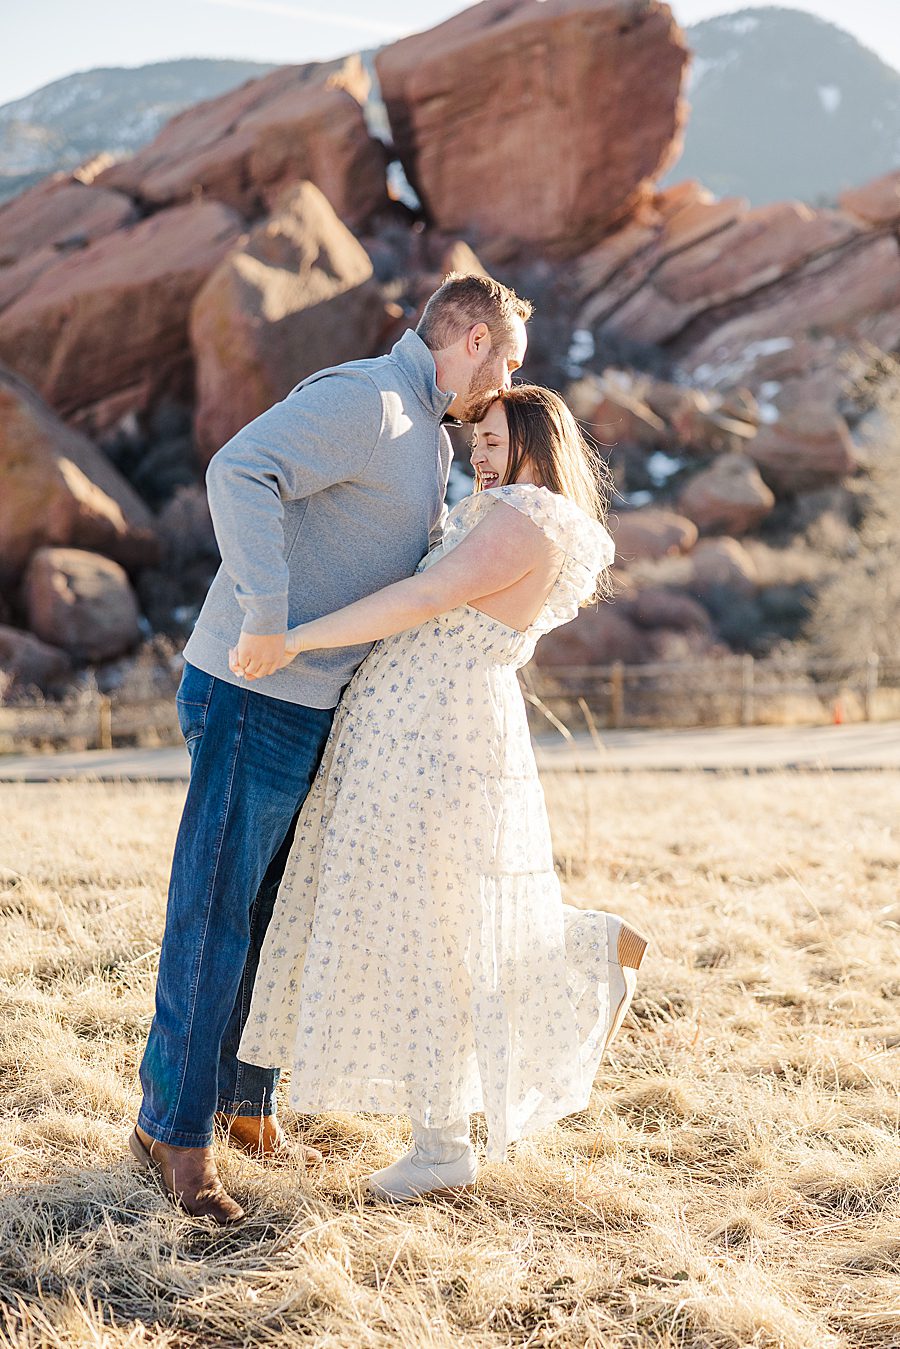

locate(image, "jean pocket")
[[176, 663, 215, 751]]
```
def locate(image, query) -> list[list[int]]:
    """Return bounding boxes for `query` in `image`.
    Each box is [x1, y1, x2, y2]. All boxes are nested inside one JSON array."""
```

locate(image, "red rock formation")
[[839, 171, 900, 228], [535, 605, 654, 667], [0, 366, 158, 585], [376, 0, 688, 257], [749, 421, 857, 496], [678, 235, 900, 382], [568, 374, 666, 449], [626, 586, 712, 634], [0, 175, 135, 268], [0, 624, 71, 692], [609, 508, 698, 564], [607, 202, 859, 345], [191, 183, 386, 462], [24, 548, 142, 662], [574, 184, 746, 329], [689, 538, 759, 597], [677, 453, 775, 535], [0, 201, 242, 435], [0, 176, 137, 313], [96, 59, 387, 229]]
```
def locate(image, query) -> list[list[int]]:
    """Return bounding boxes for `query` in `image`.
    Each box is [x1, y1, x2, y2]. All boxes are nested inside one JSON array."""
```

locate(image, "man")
[[131, 272, 532, 1223]]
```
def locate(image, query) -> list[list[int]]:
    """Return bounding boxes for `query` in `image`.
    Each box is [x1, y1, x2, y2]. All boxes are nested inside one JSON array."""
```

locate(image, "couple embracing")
[[130, 273, 647, 1223]]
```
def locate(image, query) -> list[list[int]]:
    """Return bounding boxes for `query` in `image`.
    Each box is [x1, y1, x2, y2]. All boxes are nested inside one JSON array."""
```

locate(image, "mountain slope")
[[667, 7, 900, 205], [1, 9, 898, 212], [0, 59, 276, 202]]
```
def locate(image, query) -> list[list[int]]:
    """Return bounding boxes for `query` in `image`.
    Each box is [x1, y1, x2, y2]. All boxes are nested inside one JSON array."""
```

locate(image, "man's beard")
[[459, 354, 501, 423]]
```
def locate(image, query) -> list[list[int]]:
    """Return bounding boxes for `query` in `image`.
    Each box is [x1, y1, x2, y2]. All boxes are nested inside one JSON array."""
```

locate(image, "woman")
[[232, 385, 647, 1202]]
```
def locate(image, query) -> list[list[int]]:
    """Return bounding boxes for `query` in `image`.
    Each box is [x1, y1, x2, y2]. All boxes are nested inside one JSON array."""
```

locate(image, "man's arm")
[[206, 372, 383, 676], [427, 501, 450, 553], [230, 501, 555, 677]]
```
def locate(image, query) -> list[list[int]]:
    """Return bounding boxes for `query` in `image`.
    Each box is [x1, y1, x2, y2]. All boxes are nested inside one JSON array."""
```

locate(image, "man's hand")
[[228, 632, 287, 681]]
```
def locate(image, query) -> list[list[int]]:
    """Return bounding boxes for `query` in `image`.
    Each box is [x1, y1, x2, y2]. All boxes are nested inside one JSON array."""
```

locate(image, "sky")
[[2, 0, 899, 108]]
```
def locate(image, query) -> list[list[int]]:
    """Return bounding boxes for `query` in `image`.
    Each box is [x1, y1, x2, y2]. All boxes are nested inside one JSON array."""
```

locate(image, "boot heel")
[[602, 915, 648, 1058], [618, 924, 648, 970]]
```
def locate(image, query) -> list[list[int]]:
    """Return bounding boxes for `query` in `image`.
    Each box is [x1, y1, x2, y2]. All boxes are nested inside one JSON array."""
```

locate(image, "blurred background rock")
[[2, 0, 899, 735]]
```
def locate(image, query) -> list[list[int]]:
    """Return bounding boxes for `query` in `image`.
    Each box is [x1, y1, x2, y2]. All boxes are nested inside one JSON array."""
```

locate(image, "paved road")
[[1, 721, 899, 781]]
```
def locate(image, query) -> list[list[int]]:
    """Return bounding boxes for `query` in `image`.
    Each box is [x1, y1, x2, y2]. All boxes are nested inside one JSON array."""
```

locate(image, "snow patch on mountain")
[[818, 85, 842, 113], [724, 15, 759, 36]]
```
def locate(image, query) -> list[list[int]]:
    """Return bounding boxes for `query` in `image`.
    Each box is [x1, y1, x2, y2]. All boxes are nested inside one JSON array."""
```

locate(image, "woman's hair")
[[486, 384, 614, 602]]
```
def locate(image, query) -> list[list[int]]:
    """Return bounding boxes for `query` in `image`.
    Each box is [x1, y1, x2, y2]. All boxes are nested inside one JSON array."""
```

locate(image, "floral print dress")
[[238, 484, 617, 1159]]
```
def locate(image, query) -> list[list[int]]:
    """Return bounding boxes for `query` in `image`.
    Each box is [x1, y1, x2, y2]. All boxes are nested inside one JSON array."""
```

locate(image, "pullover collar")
[[391, 328, 456, 420]]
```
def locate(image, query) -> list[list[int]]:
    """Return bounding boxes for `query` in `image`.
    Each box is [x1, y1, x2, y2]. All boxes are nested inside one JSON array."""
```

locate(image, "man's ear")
[[467, 322, 491, 357]]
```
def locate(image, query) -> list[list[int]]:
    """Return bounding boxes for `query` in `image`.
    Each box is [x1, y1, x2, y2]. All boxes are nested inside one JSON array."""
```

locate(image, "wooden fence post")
[[864, 652, 879, 722], [98, 695, 113, 750], [741, 654, 755, 726], [610, 660, 625, 729]]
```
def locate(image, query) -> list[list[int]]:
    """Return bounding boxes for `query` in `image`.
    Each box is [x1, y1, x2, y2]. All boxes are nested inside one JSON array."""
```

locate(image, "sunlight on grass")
[[1, 774, 898, 1347]]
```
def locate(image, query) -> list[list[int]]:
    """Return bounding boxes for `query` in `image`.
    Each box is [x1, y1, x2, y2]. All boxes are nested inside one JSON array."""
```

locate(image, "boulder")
[[609, 508, 698, 564], [190, 182, 386, 462], [749, 420, 857, 496], [679, 235, 900, 387], [534, 605, 653, 668], [654, 181, 747, 247], [568, 374, 666, 449], [641, 378, 712, 435], [0, 625, 72, 693], [625, 586, 712, 634], [437, 240, 489, 279], [839, 171, 900, 228], [96, 59, 386, 229], [640, 378, 756, 455], [0, 201, 243, 436], [0, 365, 159, 584], [0, 176, 137, 313], [689, 538, 759, 597], [23, 548, 142, 662], [0, 175, 136, 269], [645, 627, 719, 663], [576, 186, 747, 329], [572, 218, 661, 314], [376, 0, 688, 257], [677, 453, 775, 535], [608, 202, 858, 345]]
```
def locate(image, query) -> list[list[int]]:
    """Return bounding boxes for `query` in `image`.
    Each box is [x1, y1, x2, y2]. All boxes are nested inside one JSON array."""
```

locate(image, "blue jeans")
[[137, 662, 334, 1147]]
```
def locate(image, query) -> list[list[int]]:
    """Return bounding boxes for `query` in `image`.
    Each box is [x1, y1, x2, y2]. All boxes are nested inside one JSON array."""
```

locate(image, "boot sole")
[[362, 1179, 477, 1204]]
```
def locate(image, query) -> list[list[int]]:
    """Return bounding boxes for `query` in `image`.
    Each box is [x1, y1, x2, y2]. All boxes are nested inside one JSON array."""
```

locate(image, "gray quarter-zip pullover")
[[182, 328, 454, 707]]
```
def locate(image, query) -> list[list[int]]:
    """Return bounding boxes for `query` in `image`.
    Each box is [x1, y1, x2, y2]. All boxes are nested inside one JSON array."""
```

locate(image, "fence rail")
[[523, 652, 900, 733], [1, 654, 899, 755]]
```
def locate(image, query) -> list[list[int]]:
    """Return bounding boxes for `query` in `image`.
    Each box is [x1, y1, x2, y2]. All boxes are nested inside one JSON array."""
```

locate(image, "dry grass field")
[[0, 772, 898, 1349]]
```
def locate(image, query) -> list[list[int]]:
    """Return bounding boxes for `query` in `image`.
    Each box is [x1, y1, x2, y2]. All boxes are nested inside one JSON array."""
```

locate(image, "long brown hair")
[[485, 384, 613, 601]]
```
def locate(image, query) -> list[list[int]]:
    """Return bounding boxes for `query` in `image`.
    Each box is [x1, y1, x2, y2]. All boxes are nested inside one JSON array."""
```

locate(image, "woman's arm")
[[229, 501, 551, 678]]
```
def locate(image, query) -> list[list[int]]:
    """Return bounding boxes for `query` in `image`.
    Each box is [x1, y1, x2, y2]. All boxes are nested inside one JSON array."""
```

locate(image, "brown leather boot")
[[130, 1126, 245, 1225], [215, 1111, 324, 1165]]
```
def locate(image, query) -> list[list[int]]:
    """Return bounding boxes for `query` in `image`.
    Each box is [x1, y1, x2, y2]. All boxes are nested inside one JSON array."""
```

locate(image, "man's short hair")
[[416, 272, 533, 352]]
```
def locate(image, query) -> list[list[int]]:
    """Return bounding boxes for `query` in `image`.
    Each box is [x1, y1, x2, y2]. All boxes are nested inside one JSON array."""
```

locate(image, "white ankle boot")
[[603, 915, 648, 1056], [365, 1115, 477, 1202]]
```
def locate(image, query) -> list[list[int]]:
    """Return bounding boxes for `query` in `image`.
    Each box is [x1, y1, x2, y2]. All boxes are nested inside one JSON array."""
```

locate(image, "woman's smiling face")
[[470, 400, 536, 489]]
